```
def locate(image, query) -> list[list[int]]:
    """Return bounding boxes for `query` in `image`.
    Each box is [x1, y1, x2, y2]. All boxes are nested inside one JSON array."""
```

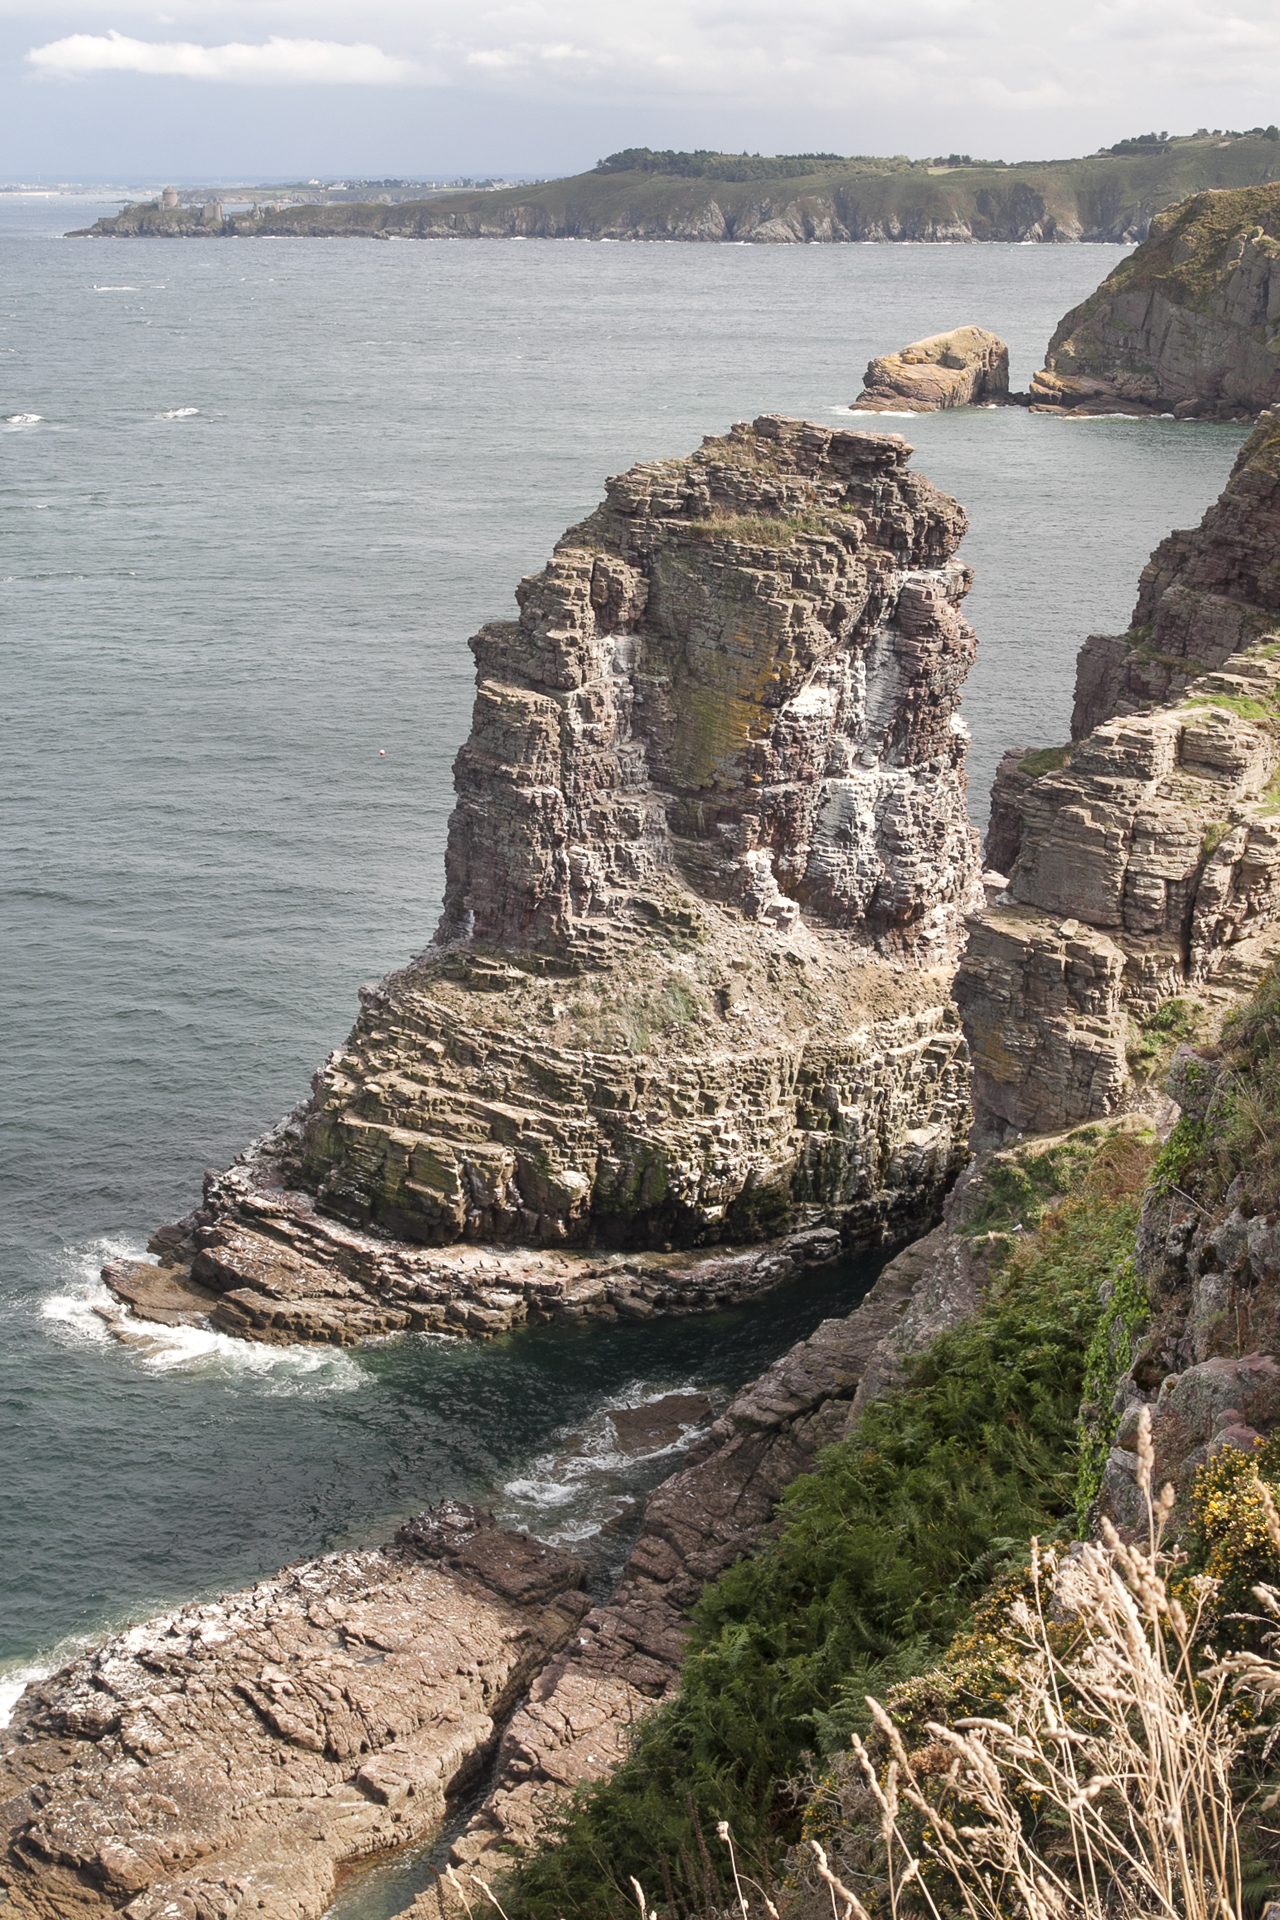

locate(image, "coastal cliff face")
[[1031, 186, 1280, 418], [297, 419, 979, 1254], [132, 417, 980, 1334], [74, 137, 1280, 247], [1071, 413, 1280, 735], [956, 418, 1280, 1145]]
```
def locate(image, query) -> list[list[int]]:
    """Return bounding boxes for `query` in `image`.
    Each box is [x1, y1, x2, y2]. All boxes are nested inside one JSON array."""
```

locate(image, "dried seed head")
[[1136, 1403, 1155, 1494]]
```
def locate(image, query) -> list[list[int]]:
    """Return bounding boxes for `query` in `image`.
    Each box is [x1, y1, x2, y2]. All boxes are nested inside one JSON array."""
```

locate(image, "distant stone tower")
[[160, 185, 179, 209]]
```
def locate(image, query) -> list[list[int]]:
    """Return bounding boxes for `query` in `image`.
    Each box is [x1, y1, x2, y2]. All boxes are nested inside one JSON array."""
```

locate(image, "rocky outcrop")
[[850, 328, 1010, 413], [411, 1161, 1012, 1901], [1031, 185, 1280, 418], [958, 648, 1280, 1140], [116, 416, 984, 1342], [1071, 413, 1280, 738], [958, 415, 1280, 1145], [0, 1511, 587, 1920]]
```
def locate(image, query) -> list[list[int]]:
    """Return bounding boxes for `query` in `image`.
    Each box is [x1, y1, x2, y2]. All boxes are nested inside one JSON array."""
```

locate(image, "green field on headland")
[[75, 129, 1280, 244]]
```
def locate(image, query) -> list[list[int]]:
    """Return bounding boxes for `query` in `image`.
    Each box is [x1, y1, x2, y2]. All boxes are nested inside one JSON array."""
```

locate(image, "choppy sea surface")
[[0, 196, 1248, 1707]]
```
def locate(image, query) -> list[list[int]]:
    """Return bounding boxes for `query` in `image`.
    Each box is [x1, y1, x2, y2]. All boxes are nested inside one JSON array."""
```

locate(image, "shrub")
[[503, 1138, 1152, 1918]]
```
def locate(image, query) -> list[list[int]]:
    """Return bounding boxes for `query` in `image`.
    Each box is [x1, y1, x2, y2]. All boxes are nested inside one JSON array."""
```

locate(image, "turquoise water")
[[0, 197, 1248, 1701]]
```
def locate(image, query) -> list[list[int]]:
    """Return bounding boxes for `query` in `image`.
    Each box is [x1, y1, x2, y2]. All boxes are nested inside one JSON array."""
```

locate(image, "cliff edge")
[[1031, 184, 1280, 418]]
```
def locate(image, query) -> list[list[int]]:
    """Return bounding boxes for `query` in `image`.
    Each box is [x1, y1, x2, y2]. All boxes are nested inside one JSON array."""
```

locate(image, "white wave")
[[155, 406, 199, 419], [495, 1380, 715, 1544], [40, 1238, 367, 1395], [92, 285, 136, 291], [4, 412, 43, 425], [0, 1657, 55, 1730]]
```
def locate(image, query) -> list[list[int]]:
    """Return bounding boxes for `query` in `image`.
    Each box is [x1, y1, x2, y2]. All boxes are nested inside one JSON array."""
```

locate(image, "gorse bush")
[[505, 1134, 1152, 1919]]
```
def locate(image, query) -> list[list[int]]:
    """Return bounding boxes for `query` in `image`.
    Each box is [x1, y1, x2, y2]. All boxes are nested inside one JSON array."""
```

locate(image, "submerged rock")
[[1030, 185, 1280, 419], [119, 415, 986, 1341], [850, 326, 1010, 413]]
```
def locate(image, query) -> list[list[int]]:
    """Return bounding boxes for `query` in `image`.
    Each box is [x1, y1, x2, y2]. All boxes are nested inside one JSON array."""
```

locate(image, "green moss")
[[959, 1129, 1103, 1237], [1018, 744, 1072, 779], [1151, 1111, 1210, 1196], [682, 510, 833, 546], [1127, 995, 1204, 1076]]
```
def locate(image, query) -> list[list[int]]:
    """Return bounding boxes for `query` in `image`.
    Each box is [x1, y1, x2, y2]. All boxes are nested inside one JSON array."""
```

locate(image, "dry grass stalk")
[[841, 1406, 1260, 1920]]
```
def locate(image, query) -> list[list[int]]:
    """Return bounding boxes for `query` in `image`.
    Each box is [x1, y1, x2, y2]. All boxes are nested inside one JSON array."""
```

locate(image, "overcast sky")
[[4, 0, 1280, 184]]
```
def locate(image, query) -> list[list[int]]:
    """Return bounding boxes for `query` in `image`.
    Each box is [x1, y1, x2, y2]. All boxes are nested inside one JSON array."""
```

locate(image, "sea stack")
[[113, 416, 986, 1343], [850, 326, 1010, 413]]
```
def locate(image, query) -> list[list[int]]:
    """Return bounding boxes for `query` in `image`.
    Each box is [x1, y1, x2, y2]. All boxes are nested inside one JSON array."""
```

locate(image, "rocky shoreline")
[[19, 395, 1280, 1917]]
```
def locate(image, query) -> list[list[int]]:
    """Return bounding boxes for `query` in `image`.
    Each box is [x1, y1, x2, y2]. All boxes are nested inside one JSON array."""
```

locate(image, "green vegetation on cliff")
[[505, 1133, 1153, 1917], [75, 130, 1280, 245]]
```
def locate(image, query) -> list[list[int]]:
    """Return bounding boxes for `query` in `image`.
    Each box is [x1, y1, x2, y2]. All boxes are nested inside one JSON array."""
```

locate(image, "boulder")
[[850, 326, 1010, 412]]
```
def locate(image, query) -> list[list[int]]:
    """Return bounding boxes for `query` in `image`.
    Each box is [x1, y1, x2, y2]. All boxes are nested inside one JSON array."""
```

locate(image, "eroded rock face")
[[0, 1511, 587, 1920], [1030, 187, 1280, 419], [1072, 413, 1280, 738], [133, 416, 981, 1317], [850, 327, 1010, 413], [958, 650, 1280, 1140]]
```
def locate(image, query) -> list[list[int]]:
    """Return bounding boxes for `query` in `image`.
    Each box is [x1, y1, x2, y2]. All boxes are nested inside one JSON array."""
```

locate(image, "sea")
[[0, 194, 1249, 1736]]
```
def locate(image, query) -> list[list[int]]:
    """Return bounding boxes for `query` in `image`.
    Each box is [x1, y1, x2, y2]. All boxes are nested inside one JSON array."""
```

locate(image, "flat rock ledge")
[[101, 1163, 855, 1346], [0, 1511, 588, 1920]]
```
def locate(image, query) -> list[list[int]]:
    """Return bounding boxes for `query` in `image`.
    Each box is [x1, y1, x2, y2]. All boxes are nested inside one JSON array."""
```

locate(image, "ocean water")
[[0, 197, 1249, 1705]]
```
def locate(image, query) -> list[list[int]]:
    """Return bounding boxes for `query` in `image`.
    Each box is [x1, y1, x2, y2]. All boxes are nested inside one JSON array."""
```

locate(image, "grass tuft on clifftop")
[[504, 1133, 1152, 1918]]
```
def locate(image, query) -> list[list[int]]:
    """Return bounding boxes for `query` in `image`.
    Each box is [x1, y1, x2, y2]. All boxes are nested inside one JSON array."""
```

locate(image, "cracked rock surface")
[[0, 1512, 587, 1920]]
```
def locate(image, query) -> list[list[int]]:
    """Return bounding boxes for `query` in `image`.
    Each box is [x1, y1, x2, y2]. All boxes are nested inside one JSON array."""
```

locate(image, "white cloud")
[[26, 29, 421, 84]]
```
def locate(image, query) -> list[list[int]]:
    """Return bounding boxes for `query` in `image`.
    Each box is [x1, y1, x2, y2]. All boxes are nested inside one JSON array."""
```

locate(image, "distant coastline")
[[71, 131, 1280, 244]]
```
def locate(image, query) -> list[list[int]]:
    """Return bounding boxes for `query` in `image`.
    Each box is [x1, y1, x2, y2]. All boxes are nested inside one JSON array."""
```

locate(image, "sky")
[[4, 0, 1280, 184]]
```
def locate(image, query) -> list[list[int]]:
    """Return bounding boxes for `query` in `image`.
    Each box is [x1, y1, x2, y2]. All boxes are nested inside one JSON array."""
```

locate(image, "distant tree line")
[[593, 148, 859, 181]]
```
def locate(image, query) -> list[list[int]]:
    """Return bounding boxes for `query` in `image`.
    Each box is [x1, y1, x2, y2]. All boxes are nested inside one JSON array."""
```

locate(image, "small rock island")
[[850, 326, 1010, 412]]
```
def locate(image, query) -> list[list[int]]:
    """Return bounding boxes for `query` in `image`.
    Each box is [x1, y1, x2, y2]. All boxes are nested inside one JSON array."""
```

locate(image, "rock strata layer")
[[0, 1511, 587, 1920], [850, 327, 1010, 413], [120, 416, 984, 1340], [956, 418, 1280, 1144], [1031, 186, 1280, 419]]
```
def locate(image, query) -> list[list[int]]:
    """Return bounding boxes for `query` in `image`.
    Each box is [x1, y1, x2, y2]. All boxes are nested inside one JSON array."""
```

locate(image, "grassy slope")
[[504, 1131, 1154, 1918], [84, 137, 1280, 241], [1047, 181, 1280, 362]]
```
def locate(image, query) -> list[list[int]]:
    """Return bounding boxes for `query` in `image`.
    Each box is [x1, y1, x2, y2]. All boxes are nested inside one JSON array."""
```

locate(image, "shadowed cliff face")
[[275, 418, 980, 1256]]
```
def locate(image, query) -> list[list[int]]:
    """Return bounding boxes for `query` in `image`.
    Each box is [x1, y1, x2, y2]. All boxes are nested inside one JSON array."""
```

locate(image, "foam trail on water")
[[155, 407, 199, 419], [496, 1380, 715, 1545], [41, 1239, 368, 1396]]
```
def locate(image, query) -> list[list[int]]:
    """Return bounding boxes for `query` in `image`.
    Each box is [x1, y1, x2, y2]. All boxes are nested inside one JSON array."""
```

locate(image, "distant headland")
[[69, 128, 1280, 244]]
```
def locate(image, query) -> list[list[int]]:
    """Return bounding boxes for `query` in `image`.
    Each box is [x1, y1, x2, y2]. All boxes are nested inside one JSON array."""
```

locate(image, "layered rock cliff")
[[117, 417, 983, 1342], [1030, 185, 1280, 418], [956, 416, 1280, 1145], [1071, 412, 1280, 735]]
